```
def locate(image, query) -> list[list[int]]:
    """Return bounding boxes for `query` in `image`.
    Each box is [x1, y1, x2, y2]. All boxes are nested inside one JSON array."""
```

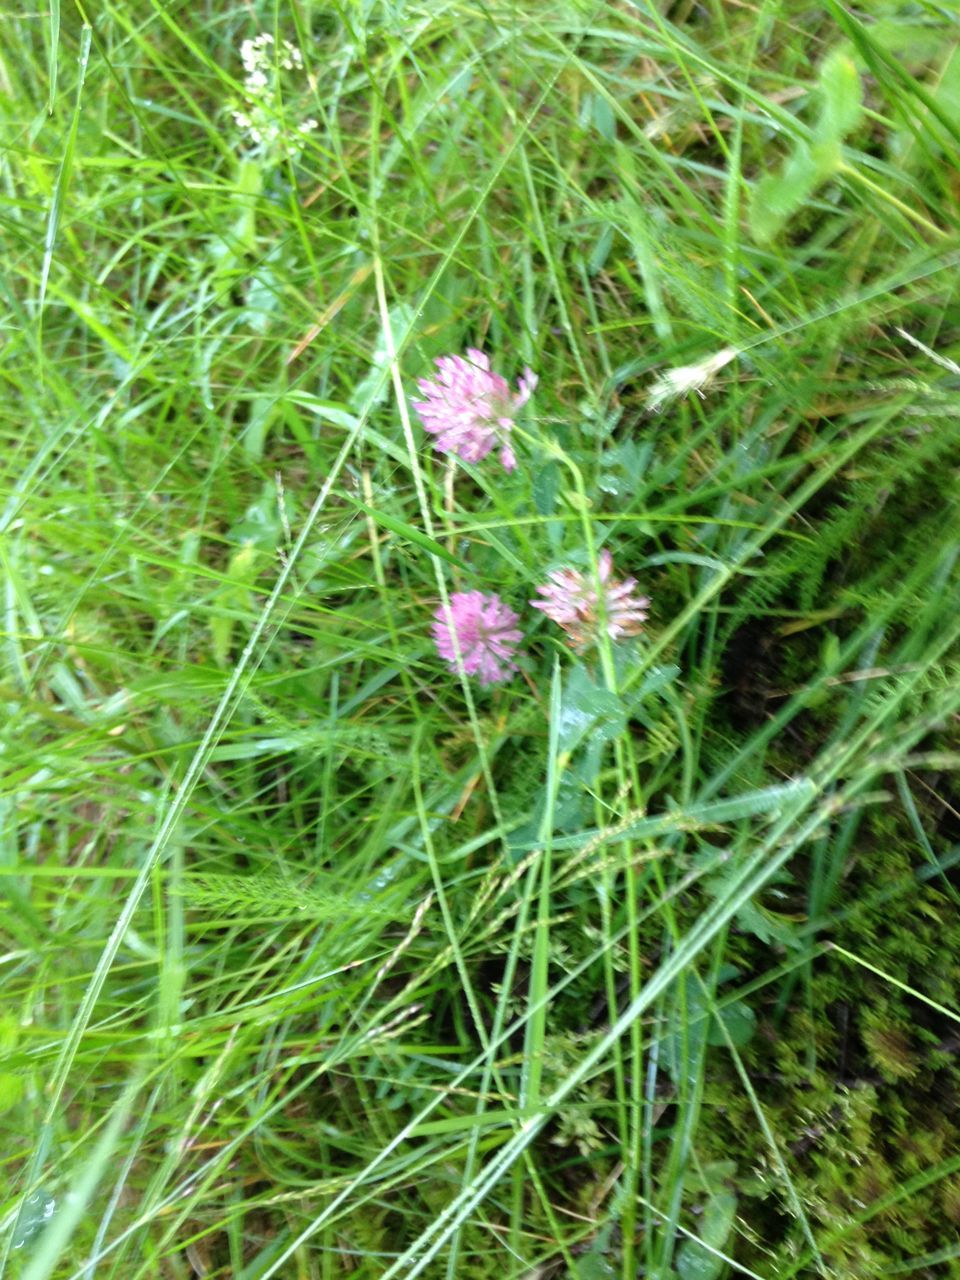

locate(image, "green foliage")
[[180, 869, 389, 922], [751, 46, 863, 243], [1, 1, 959, 1278], [675, 1186, 737, 1280]]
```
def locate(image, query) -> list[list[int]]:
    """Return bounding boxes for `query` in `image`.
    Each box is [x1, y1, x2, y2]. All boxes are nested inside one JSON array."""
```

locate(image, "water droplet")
[[11, 1189, 57, 1250]]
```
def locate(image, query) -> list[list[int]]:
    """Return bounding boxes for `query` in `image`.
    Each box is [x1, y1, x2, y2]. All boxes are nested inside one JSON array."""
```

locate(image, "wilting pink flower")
[[531, 550, 649, 651], [432, 591, 522, 686], [413, 349, 537, 472]]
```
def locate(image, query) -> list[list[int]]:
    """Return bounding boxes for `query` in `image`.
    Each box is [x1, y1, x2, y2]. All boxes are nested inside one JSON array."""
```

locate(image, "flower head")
[[432, 591, 522, 686], [646, 346, 738, 412], [531, 551, 649, 651], [231, 32, 316, 158], [413, 349, 537, 472]]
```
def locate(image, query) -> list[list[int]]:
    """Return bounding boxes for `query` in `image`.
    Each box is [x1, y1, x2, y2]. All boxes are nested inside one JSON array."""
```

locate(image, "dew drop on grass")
[[11, 1189, 56, 1250]]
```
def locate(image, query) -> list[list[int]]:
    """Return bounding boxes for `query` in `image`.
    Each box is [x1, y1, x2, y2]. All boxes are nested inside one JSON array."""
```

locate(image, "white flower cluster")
[[231, 32, 318, 159], [241, 32, 302, 78]]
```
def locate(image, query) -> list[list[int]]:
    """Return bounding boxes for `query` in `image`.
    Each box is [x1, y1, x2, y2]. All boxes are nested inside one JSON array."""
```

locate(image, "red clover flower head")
[[530, 550, 649, 652], [413, 349, 537, 472], [432, 591, 522, 686]]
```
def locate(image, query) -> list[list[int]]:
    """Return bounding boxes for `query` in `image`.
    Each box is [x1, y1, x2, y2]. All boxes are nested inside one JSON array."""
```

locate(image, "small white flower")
[[233, 31, 312, 159], [281, 41, 303, 70]]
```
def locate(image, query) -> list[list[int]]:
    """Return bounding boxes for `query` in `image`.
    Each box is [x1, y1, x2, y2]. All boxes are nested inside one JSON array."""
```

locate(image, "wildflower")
[[232, 32, 314, 160], [413, 349, 537, 472], [432, 591, 522, 686], [646, 346, 738, 412], [531, 550, 649, 651]]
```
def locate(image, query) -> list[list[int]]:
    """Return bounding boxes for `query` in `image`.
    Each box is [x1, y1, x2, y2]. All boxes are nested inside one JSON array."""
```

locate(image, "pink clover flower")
[[413, 349, 536, 472], [432, 591, 522, 686], [531, 551, 649, 651]]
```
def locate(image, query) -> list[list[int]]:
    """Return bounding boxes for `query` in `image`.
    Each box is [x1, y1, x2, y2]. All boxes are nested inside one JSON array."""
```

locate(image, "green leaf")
[[19, 1079, 140, 1280], [750, 142, 819, 244], [676, 1191, 737, 1280], [211, 543, 259, 669], [818, 48, 863, 144], [286, 393, 361, 431], [39, 26, 92, 314], [346, 496, 468, 570], [868, 20, 945, 63], [411, 1107, 524, 1137], [932, 45, 960, 135], [750, 47, 861, 244], [180, 870, 390, 922], [708, 997, 757, 1048], [575, 1251, 617, 1280], [702, 848, 802, 948], [598, 438, 651, 496], [228, 480, 296, 551], [533, 460, 559, 515], [809, 137, 843, 179], [573, 1225, 617, 1279], [231, 158, 264, 256], [662, 973, 756, 1079], [10, 1190, 57, 1252], [735, 897, 803, 949], [588, 220, 614, 274], [0, 1013, 18, 1052], [557, 665, 626, 754], [242, 394, 280, 463], [700, 1160, 738, 1192], [0, 1073, 24, 1113], [245, 263, 282, 336], [591, 92, 616, 142], [48, 0, 60, 112]]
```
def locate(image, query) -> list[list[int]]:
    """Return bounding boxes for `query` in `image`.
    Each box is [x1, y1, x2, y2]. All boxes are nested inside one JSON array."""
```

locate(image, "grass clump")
[[1, 1, 959, 1277]]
